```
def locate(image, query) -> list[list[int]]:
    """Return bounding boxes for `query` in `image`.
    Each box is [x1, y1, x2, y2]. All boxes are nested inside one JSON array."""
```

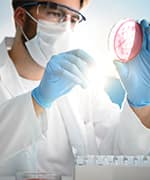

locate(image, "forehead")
[[36, 0, 81, 10]]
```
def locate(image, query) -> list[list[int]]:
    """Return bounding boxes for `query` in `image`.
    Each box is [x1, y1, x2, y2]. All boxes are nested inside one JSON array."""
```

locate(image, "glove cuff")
[[32, 87, 52, 109], [127, 98, 150, 108]]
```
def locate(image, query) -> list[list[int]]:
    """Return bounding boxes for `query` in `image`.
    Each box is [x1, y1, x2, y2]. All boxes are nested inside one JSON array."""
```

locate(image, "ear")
[[14, 7, 27, 27]]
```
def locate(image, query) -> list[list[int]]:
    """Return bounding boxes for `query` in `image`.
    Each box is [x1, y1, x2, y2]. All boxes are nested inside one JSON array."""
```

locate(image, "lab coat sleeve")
[[0, 92, 47, 164], [112, 100, 150, 155], [91, 89, 150, 155]]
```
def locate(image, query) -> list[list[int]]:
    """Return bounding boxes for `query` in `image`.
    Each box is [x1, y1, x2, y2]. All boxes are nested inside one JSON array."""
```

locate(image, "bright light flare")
[[70, 22, 119, 90]]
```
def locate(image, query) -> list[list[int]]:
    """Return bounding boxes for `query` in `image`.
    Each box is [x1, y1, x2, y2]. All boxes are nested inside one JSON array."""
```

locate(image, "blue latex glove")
[[114, 19, 150, 107], [32, 49, 94, 108]]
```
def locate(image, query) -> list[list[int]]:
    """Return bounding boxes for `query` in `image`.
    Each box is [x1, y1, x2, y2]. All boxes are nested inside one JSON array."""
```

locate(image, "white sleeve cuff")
[[118, 100, 150, 154]]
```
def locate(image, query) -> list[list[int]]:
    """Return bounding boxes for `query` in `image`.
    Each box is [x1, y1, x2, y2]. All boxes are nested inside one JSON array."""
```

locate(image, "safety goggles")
[[17, 1, 86, 26]]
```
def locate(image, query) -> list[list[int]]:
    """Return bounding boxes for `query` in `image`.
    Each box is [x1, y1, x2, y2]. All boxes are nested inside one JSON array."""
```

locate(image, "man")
[[0, 0, 150, 178]]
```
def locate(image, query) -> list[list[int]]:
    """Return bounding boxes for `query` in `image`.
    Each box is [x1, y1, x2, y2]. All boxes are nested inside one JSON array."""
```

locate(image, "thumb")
[[139, 19, 149, 50], [113, 60, 129, 80]]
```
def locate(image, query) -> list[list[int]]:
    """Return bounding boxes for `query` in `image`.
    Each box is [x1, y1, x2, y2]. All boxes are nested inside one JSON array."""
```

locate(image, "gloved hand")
[[114, 19, 150, 107], [32, 49, 94, 108]]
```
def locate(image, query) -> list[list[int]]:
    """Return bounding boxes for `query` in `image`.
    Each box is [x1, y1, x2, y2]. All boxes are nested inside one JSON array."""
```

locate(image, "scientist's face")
[[20, 0, 81, 41]]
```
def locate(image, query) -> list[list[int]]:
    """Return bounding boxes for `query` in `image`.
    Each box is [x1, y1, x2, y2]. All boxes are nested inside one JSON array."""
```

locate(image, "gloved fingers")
[[145, 23, 150, 52], [61, 60, 88, 88], [139, 19, 149, 50], [113, 60, 129, 80], [67, 49, 95, 66], [62, 54, 88, 74], [62, 67, 88, 88]]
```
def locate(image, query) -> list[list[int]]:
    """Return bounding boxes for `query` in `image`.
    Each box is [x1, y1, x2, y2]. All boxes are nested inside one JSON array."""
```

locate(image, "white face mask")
[[22, 11, 73, 68]]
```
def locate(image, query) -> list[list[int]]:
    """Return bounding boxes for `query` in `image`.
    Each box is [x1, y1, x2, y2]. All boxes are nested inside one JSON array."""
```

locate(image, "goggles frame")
[[14, 1, 86, 23]]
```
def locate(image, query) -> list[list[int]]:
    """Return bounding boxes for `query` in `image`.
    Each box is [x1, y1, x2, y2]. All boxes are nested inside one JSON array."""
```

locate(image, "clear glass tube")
[[16, 172, 61, 180]]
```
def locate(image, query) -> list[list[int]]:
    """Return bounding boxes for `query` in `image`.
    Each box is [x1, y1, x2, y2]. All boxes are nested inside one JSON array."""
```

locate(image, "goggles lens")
[[22, 1, 86, 26]]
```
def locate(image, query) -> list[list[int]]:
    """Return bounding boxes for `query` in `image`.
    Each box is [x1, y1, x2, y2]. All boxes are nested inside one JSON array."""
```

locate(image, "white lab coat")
[[0, 38, 150, 179]]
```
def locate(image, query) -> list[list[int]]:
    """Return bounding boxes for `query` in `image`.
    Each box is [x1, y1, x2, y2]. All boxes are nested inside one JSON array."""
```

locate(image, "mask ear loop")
[[20, 10, 38, 41], [20, 26, 29, 41], [25, 10, 38, 23]]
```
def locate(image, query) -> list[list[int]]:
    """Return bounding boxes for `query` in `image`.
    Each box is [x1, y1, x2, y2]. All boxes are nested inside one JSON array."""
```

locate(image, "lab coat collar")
[[0, 37, 26, 96], [0, 37, 13, 66]]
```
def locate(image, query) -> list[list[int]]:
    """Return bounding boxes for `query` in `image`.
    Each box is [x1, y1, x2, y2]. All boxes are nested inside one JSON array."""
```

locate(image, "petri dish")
[[108, 18, 143, 62]]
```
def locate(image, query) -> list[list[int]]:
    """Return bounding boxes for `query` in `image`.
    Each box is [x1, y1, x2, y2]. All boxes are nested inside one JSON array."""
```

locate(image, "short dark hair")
[[12, 0, 89, 10]]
